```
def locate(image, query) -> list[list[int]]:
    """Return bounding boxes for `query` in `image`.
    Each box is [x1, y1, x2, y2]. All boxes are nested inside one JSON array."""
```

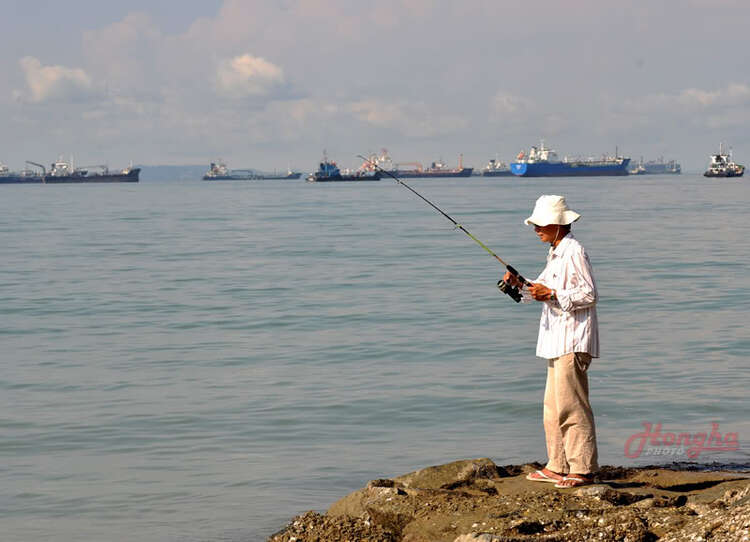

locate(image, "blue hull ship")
[[510, 141, 630, 177], [306, 152, 381, 182]]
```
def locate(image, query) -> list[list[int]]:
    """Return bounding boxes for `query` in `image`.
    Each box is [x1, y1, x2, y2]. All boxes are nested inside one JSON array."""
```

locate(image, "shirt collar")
[[548, 232, 574, 258]]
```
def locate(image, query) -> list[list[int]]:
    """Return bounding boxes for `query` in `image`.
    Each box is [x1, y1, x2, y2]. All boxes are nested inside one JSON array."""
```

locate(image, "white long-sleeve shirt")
[[522, 233, 600, 359]]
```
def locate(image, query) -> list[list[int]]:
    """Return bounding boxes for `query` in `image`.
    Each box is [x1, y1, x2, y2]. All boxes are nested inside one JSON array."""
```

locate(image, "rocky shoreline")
[[268, 458, 750, 542]]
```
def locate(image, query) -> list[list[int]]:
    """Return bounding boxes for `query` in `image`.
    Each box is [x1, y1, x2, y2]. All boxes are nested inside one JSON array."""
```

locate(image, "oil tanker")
[[1, 158, 139, 184], [510, 141, 630, 177], [364, 150, 472, 178], [203, 161, 301, 180]]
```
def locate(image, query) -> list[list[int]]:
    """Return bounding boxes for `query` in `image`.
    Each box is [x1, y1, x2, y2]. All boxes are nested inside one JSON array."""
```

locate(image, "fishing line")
[[357, 155, 529, 302]]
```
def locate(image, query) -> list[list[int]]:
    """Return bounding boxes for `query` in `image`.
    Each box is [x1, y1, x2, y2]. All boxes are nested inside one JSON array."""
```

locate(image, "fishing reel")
[[497, 278, 522, 303], [497, 265, 525, 303]]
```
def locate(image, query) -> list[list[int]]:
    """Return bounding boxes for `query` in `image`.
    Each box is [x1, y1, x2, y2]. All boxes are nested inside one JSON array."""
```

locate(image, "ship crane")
[[25, 161, 46, 175]]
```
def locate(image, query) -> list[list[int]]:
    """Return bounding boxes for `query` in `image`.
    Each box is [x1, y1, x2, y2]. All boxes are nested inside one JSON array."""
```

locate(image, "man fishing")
[[503, 195, 599, 489], [363, 158, 600, 487]]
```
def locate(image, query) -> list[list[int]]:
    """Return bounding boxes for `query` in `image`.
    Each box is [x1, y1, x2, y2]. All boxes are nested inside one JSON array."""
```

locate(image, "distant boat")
[[629, 157, 681, 175], [5, 157, 139, 184], [393, 155, 473, 178], [202, 161, 301, 180], [481, 158, 513, 177], [306, 152, 380, 182], [704, 144, 744, 178], [361, 149, 472, 178], [510, 141, 630, 177], [40, 158, 139, 183], [0, 161, 42, 184]]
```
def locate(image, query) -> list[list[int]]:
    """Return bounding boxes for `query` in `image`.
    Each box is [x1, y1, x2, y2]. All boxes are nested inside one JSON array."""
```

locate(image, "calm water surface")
[[1, 175, 748, 541]]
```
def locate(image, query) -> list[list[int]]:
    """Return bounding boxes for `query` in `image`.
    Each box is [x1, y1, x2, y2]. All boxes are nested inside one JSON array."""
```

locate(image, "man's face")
[[533, 224, 562, 244]]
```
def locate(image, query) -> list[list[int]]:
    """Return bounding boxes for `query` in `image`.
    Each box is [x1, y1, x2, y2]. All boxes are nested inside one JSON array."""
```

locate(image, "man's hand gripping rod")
[[358, 155, 529, 302]]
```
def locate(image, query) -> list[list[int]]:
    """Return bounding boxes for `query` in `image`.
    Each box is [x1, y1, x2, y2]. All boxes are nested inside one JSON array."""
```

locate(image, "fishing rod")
[[357, 155, 529, 302]]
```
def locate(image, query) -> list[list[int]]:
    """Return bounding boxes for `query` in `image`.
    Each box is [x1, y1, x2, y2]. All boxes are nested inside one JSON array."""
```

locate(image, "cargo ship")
[[202, 161, 301, 180], [481, 158, 513, 177], [510, 141, 630, 177], [704, 144, 744, 178], [1, 158, 139, 184], [629, 157, 681, 175], [306, 152, 381, 182]]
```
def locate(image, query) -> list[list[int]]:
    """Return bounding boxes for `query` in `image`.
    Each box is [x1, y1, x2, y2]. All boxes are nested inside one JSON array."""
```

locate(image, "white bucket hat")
[[524, 195, 581, 226]]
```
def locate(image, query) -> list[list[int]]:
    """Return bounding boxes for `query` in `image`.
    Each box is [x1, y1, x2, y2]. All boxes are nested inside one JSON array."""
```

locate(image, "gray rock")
[[574, 485, 610, 498]]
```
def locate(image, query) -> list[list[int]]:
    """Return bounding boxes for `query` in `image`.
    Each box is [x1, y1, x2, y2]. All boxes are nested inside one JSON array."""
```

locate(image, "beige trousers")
[[543, 352, 598, 475]]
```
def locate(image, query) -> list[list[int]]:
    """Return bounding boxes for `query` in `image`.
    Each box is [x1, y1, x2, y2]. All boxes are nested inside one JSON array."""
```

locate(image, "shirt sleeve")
[[556, 247, 597, 312]]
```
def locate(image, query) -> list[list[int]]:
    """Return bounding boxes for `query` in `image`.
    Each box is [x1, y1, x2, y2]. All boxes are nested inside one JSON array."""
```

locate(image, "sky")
[[1, 0, 749, 172]]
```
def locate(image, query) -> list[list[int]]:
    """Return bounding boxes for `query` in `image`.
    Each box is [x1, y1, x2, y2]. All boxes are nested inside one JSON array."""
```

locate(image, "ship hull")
[[510, 160, 630, 177], [307, 173, 381, 182], [643, 165, 681, 174], [704, 170, 744, 178], [0, 176, 43, 184], [481, 170, 514, 177], [44, 168, 140, 183], [388, 168, 473, 178]]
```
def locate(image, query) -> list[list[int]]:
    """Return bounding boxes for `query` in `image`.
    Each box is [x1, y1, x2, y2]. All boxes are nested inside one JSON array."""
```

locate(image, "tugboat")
[[510, 140, 630, 177], [704, 144, 744, 178], [629, 159, 647, 175], [306, 152, 381, 182], [481, 158, 513, 177], [202, 161, 301, 180]]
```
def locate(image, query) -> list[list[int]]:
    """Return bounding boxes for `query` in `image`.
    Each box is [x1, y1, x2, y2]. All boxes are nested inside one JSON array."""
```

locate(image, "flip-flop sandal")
[[554, 475, 593, 488], [526, 469, 563, 483]]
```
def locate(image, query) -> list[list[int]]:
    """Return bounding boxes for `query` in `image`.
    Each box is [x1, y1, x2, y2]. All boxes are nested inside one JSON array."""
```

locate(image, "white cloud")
[[347, 99, 469, 137], [215, 54, 286, 99], [82, 12, 162, 95], [626, 83, 750, 114], [491, 91, 534, 116], [18, 57, 100, 103]]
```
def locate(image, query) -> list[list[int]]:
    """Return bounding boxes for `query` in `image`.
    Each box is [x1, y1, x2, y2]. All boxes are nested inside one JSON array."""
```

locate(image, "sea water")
[[1, 175, 748, 541]]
